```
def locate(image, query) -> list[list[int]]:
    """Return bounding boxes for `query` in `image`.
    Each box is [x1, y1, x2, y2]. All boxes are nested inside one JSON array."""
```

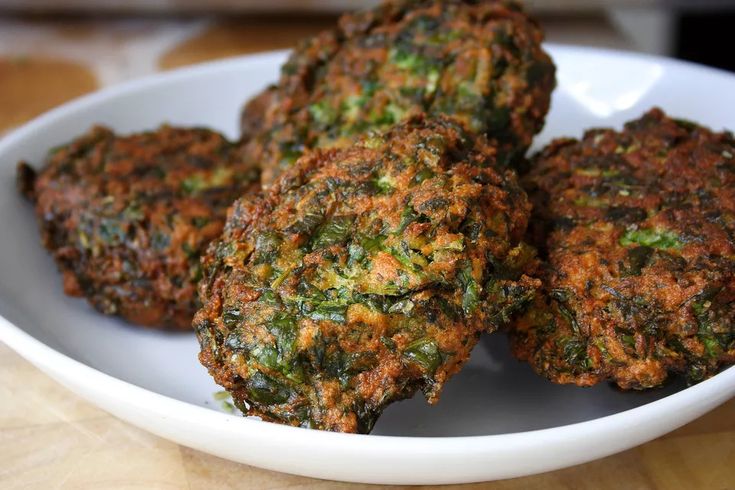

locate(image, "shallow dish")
[[0, 45, 733, 485]]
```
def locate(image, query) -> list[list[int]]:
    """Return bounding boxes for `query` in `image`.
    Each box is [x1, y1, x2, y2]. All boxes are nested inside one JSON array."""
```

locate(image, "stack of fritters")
[[19, 0, 734, 436], [18, 126, 260, 330], [510, 109, 735, 389], [195, 116, 539, 432], [241, 0, 555, 184], [20, 0, 553, 341], [189, 0, 555, 431]]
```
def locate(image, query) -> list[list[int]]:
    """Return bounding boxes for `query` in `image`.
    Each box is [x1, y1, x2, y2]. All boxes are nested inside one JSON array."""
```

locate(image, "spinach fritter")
[[243, 0, 555, 185], [510, 108, 735, 389], [195, 116, 538, 432], [240, 85, 277, 141], [17, 126, 260, 330]]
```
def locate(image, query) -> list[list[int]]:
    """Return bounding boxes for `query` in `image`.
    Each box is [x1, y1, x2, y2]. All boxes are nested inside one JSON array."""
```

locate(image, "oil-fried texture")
[[510, 108, 735, 389], [17, 126, 260, 330], [240, 85, 277, 140], [195, 116, 538, 432], [243, 0, 555, 185]]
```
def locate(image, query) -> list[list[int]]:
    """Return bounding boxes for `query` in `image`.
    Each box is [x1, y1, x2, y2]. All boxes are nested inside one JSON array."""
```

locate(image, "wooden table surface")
[[1, 14, 733, 490]]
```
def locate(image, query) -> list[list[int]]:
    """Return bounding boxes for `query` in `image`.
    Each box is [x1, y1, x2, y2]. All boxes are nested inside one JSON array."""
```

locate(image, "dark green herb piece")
[[403, 338, 442, 375], [311, 216, 354, 249]]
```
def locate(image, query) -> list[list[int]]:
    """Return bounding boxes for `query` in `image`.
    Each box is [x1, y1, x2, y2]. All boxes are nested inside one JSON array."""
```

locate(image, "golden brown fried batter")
[[510, 108, 735, 389], [242, 0, 555, 185], [18, 126, 260, 330], [195, 116, 538, 432]]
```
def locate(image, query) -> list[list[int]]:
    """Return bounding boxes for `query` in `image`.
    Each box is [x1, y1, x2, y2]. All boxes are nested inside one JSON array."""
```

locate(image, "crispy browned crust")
[[18, 126, 260, 330], [509, 108, 735, 389], [195, 116, 538, 432], [242, 0, 555, 185]]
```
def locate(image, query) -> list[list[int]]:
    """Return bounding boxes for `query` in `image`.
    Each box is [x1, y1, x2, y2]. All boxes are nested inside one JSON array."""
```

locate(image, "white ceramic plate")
[[0, 45, 734, 485]]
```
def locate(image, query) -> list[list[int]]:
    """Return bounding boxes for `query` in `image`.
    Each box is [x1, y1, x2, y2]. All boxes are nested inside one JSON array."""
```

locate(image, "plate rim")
[[1, 43, 734, 483]]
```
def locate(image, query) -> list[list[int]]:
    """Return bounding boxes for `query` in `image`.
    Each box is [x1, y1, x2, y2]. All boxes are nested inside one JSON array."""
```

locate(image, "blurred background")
[[0, 0, 733, 133]]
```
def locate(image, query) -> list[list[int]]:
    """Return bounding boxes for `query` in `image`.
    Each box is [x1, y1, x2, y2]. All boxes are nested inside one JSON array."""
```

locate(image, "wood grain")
[[0, 57, 97, 133], [159, 16, 337, 70]]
